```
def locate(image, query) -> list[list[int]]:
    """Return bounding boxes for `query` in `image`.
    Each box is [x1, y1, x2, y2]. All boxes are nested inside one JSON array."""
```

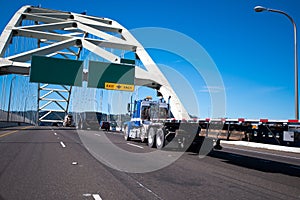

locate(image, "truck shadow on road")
[[206, 150, 300, 177]]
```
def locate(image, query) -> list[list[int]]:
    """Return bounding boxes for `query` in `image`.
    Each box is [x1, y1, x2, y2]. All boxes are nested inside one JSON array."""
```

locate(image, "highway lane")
[[0, 127, 145, 200], [0, 126, 299, 200]]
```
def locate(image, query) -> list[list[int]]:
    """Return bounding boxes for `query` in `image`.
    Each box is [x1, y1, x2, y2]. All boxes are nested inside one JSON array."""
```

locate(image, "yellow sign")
[[104, 82, 134, 92]]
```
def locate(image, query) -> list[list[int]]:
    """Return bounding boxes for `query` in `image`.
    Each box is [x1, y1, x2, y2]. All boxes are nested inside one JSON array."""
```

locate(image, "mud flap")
[[198, 138, 214, 157]]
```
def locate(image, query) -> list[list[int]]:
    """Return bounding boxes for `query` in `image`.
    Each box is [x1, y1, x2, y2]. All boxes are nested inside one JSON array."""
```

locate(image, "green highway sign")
[[88, 61, 135, 90], [30, 56, 135, 91], [30, 55, 83, 86]]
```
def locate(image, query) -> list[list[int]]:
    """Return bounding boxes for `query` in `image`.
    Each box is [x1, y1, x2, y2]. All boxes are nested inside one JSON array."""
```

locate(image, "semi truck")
[[123, 97, 300, 151], [123, 96, 209, 152]]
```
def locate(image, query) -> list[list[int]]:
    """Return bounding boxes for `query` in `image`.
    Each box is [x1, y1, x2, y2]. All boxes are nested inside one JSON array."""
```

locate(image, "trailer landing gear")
[[213, 139, 222, 150]]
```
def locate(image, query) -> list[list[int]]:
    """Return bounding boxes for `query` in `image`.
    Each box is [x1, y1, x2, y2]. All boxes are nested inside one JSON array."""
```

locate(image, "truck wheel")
[[148, 127, 156, 148], [77, 121, 82, 129], [79, 122, 84, 130], [156, 128, 165, 150], [124, 126, 131, 141], [140, 126, 147, 143], [81, 123, 87, 130]]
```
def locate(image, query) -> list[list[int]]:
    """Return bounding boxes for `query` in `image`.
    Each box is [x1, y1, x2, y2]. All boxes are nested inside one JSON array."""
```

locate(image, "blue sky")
[[1, 0, 300, 120]]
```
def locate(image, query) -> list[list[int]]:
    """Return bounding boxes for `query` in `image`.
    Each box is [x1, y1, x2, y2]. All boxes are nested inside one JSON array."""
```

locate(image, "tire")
[[148, 127, 156, 148], [140, 126, 147, 143], [77, 121, 82, 129], [79, 121, 85, 130], [178, 137, 186, 150], [124, 126, 131, 141], [156, 128, 165, 149]]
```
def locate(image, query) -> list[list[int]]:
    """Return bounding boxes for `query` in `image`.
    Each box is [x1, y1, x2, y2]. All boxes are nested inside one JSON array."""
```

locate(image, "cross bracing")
[[0, 5, 190, 121]]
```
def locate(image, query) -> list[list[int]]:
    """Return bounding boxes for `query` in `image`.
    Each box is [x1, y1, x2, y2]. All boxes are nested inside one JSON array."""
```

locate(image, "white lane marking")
[[94, 133, 101, 137], [126, 143, 144, 149], [92, 194, 103, 200], [136, 181, 162, 199], [60, 141, 66, 148], [54, 132, 57, 136], [225, 146, 300, 160]]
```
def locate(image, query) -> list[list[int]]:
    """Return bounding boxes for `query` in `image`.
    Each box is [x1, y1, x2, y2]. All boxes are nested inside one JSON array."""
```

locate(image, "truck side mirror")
[[157, 90, 163, 97], [127, 103, 131, 113]]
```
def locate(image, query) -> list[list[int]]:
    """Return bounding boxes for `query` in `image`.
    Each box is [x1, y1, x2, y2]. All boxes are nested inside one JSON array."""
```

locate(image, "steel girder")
[[0, 5, 190, 120]]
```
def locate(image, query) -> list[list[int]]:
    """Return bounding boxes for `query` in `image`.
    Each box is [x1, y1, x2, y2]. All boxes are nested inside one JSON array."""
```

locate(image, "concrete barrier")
[[0, 121, 32, 128]]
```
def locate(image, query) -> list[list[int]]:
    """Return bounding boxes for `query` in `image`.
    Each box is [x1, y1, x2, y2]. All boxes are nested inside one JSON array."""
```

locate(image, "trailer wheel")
[[156, 128, 165, 149], [148, 127, 156, 148], [79, 121, 86, 130], [124, 126, 131, 141]]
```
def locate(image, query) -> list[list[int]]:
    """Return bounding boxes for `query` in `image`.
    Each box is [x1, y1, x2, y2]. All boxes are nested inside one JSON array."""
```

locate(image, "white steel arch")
[[0, 5, 190, 120]]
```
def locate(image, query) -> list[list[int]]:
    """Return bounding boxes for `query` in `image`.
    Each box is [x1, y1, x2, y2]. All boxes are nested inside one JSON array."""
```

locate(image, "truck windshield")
[[148, 104, 169, 119], [159, 107, 168, 119], [141, 106, 150, 120]]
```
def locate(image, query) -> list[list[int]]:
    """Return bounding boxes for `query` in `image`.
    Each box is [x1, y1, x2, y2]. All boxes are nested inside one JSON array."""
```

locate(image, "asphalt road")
[[0, 126, 299, 200]]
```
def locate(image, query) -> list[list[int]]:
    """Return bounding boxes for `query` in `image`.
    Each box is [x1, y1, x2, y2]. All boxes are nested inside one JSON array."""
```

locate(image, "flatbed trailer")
[[198, 118, 300, 147]]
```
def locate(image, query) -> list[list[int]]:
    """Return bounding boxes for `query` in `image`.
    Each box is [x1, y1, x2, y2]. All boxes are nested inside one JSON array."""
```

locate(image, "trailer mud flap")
[[198, 137, 214, 157], [163, 123, 202, 152]]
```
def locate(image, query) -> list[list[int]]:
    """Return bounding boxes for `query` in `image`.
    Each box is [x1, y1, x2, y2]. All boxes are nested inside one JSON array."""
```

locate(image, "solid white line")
[[127, 143, 144, 149], [60, 141, 66, 148], [221, 140, 300, 153], [225, 146, 300, 160], [92, 194, 102, 200]]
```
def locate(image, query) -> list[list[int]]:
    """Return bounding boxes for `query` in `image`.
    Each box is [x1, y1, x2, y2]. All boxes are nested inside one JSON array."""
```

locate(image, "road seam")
[[136, 181, 162, 200]]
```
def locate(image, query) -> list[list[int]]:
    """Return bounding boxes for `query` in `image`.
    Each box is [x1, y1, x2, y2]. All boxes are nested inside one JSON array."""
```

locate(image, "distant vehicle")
[[100, 121, 110, 131], [76, 112, 103, 130], [110, 121, 118, 131], [63, 114, 75, 127]]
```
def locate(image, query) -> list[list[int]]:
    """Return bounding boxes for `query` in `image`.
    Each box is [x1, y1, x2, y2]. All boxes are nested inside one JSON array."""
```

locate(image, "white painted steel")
[[0, 5, 190, 120]]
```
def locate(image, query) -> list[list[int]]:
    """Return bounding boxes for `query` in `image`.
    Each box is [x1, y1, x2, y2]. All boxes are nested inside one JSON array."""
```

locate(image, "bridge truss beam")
[[0, 5, 190, 121]]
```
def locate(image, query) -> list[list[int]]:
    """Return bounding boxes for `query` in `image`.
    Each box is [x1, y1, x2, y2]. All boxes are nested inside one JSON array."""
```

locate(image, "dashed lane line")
[[126, 143, 144, 149], [83, 193, 103, 200], [92, 194, 103, 200], [60, 141, 66, 148]]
